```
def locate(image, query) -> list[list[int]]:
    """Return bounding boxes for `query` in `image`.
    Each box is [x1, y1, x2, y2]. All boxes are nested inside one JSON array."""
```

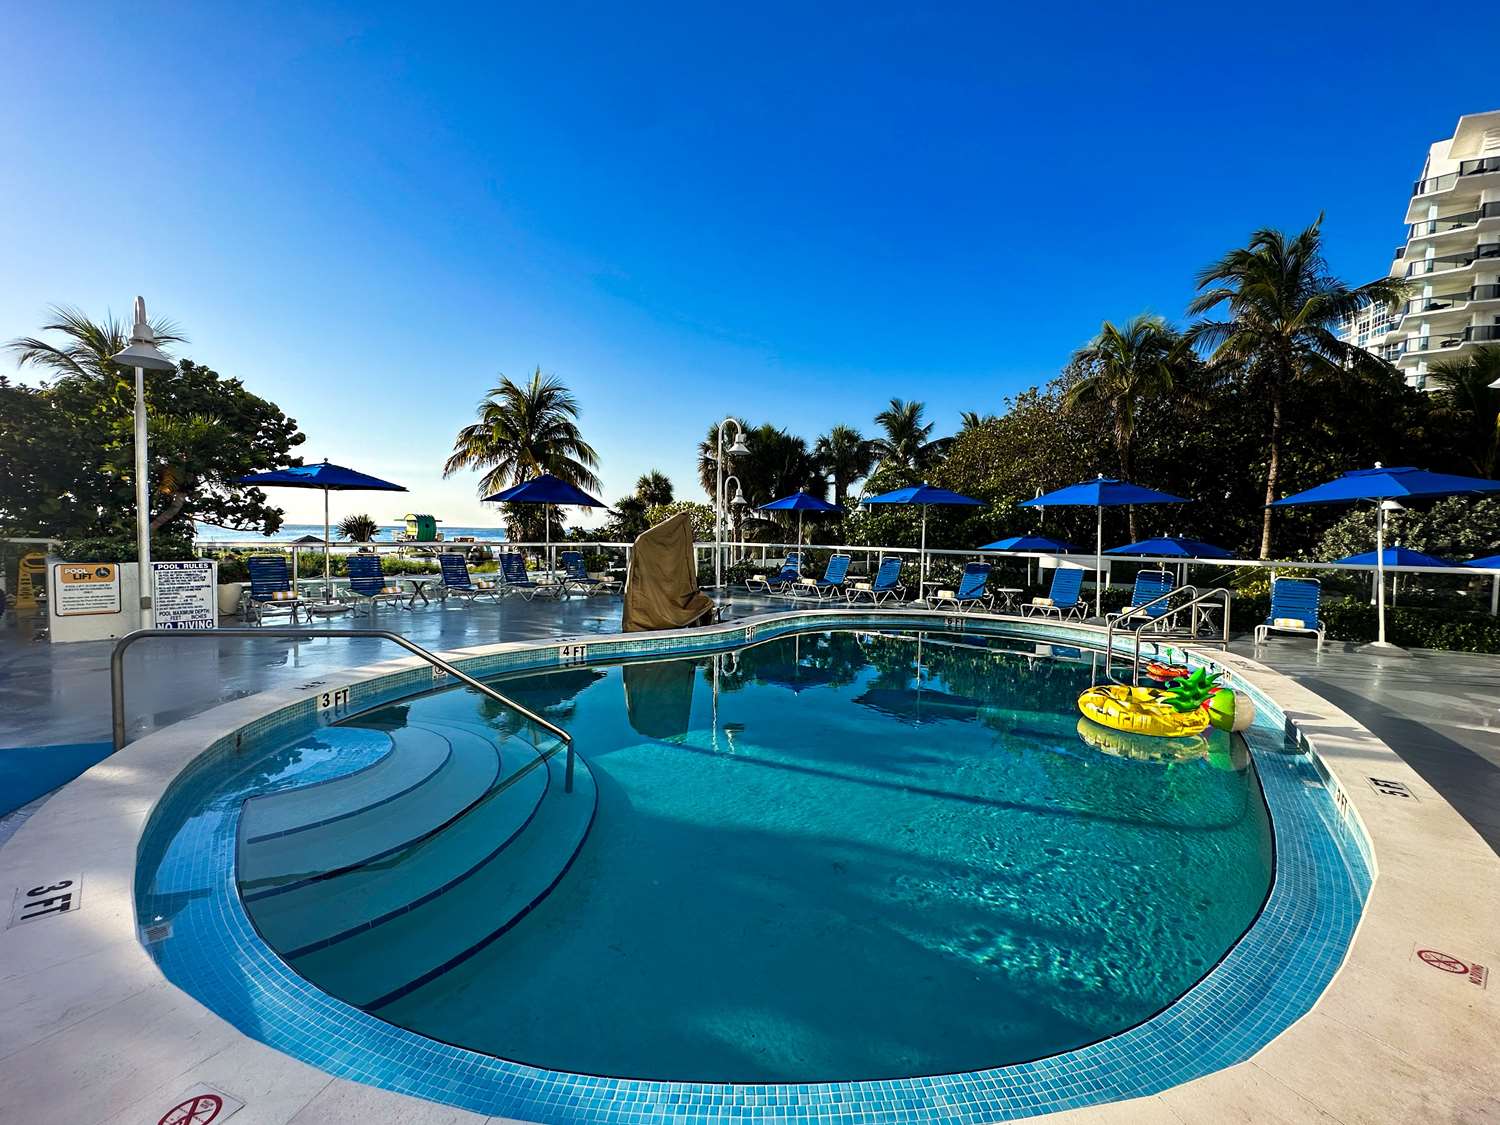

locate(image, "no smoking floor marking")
[[157, 1086, 243, 1125]]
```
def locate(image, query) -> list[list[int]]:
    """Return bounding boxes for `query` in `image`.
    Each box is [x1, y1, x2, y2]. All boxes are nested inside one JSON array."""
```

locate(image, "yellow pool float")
[[1076, 684, 1211, 737]]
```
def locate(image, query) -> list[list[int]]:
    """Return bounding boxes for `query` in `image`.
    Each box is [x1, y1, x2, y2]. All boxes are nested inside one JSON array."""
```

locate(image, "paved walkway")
[[3, 601, 1497, 854], [1228, 637, 1500, 853]]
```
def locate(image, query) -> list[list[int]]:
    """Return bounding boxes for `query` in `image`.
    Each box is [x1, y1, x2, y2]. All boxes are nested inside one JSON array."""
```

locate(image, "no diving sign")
[[157, 1086, 243, 1124]]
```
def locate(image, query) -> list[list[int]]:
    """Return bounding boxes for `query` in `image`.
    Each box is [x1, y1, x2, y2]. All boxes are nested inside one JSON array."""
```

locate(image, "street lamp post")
[[110, 297, 176, 629], [713, 418, 749, 589]]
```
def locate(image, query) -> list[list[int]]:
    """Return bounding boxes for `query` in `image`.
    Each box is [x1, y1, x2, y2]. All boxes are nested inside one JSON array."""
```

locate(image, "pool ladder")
[[1102, 586, 1233, 686], [108, 627, 576, 791]]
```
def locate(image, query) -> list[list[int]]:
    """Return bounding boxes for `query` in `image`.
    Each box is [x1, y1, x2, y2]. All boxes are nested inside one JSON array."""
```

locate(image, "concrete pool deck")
[[0, 607, 1496, 1123]]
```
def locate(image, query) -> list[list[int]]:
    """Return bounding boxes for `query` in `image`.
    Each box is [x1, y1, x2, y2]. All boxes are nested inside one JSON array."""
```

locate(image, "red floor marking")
[[1417, 949, 1470, 974], [158, 1093, 222, 1125]]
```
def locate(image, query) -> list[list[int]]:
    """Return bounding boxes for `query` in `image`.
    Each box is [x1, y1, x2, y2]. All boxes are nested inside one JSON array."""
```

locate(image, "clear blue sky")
[[3, 2, 1497, 528]]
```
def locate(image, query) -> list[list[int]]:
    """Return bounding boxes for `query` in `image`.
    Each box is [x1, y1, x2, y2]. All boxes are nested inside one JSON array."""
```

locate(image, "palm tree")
[[7, 304, 185, 386], [338, 513, 380, 542], [871, 399, 944, 474], [634, 469, 674, 506], [1427, 347, 1500, 477], [813, 424, 874, 506], [958, 410, 995, 432], [443, 368, 601, 496], [1187, 217, 1406, 557], [1064, 315, 1184, 540]]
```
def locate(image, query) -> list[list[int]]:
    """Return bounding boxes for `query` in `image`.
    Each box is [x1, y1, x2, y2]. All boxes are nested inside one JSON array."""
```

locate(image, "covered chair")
[[623, 511, 716, 632]]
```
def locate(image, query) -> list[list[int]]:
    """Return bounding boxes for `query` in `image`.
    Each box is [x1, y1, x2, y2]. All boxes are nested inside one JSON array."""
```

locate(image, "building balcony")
[[1404, 243, 1500, 277], [1408, 202, 1500, 240], [1411, 155, 1500, 197], [1401, 285, 1500, 317], [1464, 324, 1500, 343]]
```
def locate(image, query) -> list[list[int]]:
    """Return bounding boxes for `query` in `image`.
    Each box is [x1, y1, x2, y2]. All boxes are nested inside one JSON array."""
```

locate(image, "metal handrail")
[[109, 628, 576, 791], [1103, 586, 1233, 685]]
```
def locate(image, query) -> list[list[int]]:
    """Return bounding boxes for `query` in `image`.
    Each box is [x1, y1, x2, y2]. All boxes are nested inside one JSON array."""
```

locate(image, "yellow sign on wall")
[[14, 551, 45, 609]]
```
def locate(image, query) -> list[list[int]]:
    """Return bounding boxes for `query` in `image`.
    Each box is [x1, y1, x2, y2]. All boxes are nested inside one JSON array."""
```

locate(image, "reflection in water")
[[623, 660, 697, 741]]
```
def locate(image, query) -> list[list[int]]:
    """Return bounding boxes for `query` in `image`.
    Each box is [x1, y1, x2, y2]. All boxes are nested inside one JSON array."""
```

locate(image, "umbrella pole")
[[798, 511, 804, 576], [546, 503, 552, 577], [1095, 507, 1103, 616], [920, 507, 928, 603], [324, 487, 332, 603], [1376, 502, 1387, 645]]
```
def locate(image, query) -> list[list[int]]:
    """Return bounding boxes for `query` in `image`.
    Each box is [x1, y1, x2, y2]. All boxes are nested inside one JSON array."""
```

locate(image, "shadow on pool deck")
[[1, 600, 1496, 856]]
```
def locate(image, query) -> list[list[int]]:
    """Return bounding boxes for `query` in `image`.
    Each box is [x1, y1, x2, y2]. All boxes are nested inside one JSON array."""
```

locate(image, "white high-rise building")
[[1366, 109, 1500, 390]]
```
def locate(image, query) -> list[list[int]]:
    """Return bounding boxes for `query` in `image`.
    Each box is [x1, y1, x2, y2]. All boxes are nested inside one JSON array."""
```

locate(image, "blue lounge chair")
[[792, 553, 852, 600], [846, 556, 906, 605], [1254, 576, 1325, 648], [438, 552, 500, 603], [746, 552, 801, 593], [345, 554, 408, 615], [1106, 569, 1175, 626], [500, 552, 563, 600], [246, 556, 302, 623], [559, 550, 615, 596], [1021, 567, 1085, 620], [929, 562, 992, 611]]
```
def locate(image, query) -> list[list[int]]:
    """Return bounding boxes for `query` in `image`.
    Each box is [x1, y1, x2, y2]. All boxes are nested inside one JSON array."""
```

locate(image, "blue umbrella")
[[1273, 463, 1500, 648], [484, 473, 605, 572], [980, 535, 1080, 552], [1465, 554, 1500, 568], [1105, 536, 1233, 559], [1021, 476, 1189, 615], [862, 484, 984, 599], [1336, 546, 1456, 568], [240, 460, 406, 603], [758, 491, 841, 576]]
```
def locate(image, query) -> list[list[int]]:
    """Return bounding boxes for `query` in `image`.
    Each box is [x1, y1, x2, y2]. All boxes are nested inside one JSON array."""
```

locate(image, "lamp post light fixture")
[[713, 418, 749, 589], [724, 473, 748, 567], [109, 297, 177, 628]]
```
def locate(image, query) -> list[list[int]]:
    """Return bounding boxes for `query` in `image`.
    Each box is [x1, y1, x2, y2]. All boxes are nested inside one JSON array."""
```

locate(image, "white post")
[[133, 363, 151, 629], [1375, 503, 1388, 645], [797, 511, 804, 576], [919, 506, 928, 601], [1094, 506, 1103, 616], [323, 488, 332, 601], [546, 502, 553, 576], [1491, 573, 1498, 616]]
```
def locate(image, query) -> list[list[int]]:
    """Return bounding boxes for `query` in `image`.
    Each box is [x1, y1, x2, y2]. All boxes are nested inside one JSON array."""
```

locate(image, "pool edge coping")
[[1, 610, 1496, 1124]]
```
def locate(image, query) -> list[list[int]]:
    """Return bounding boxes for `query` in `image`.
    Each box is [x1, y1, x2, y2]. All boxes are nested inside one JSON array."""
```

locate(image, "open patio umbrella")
[[979, 533, 1080, 587], [861, 484, 984, 600], [484, 472, 605, 575], [1104, 535, 1232, 559], [979, 535, 1080, 552], [240, 460, 406, 610], [1338, 545, 1456, 609], [758, 491, 841, 576], [1272, 464, 1500, 650], [1021, 476, 1189, 616]]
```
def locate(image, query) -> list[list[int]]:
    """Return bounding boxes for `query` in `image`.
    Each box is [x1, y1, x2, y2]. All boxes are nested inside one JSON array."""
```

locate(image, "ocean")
[[193, 524, 508, 544]]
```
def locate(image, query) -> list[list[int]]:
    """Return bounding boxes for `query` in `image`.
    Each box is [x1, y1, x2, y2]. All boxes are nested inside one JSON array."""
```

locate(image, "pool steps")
[[237, 724, 500, 886], [290, 744, 596, 1010], [244, 721, 550, 955]]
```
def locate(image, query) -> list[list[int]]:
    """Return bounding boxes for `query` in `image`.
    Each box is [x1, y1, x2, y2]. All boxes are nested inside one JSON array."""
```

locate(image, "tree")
[[872, 398, 946, 474], [1063, 315, 1186, 539], [959, 410, 996, 432], [1, 317, 304, 541], [1426, 347, 1500, 477], [443, 369, 601, 496], [8, 303, 185, 388], [634, 470, 674, 506], [338, 513, 380, 541], [1187, 216, 1407, 557], [813, 424, 874, 506]]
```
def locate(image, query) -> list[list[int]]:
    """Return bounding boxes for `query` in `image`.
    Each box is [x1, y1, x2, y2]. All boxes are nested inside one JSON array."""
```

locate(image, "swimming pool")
[[134, 614, 1368, 1121]]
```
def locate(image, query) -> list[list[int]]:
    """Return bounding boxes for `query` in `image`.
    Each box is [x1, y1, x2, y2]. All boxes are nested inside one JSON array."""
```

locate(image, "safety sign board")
[[152, 559, 218, 630], [52, 563, 121, 616]]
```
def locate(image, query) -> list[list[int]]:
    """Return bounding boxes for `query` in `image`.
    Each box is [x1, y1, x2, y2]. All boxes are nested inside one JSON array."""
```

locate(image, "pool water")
[[227, 630, 1272, 1083]]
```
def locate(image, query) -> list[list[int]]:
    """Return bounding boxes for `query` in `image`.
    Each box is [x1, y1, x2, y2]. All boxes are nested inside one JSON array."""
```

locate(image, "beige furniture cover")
[[622, 511, 716, 632]]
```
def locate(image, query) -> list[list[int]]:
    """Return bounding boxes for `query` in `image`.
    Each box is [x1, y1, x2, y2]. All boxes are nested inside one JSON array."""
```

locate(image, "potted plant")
[[216, 553, 249, 615]]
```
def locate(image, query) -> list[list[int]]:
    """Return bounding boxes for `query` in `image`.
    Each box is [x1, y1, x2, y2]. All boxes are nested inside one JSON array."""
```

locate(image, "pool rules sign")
[[152, 560, 218, 630]]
